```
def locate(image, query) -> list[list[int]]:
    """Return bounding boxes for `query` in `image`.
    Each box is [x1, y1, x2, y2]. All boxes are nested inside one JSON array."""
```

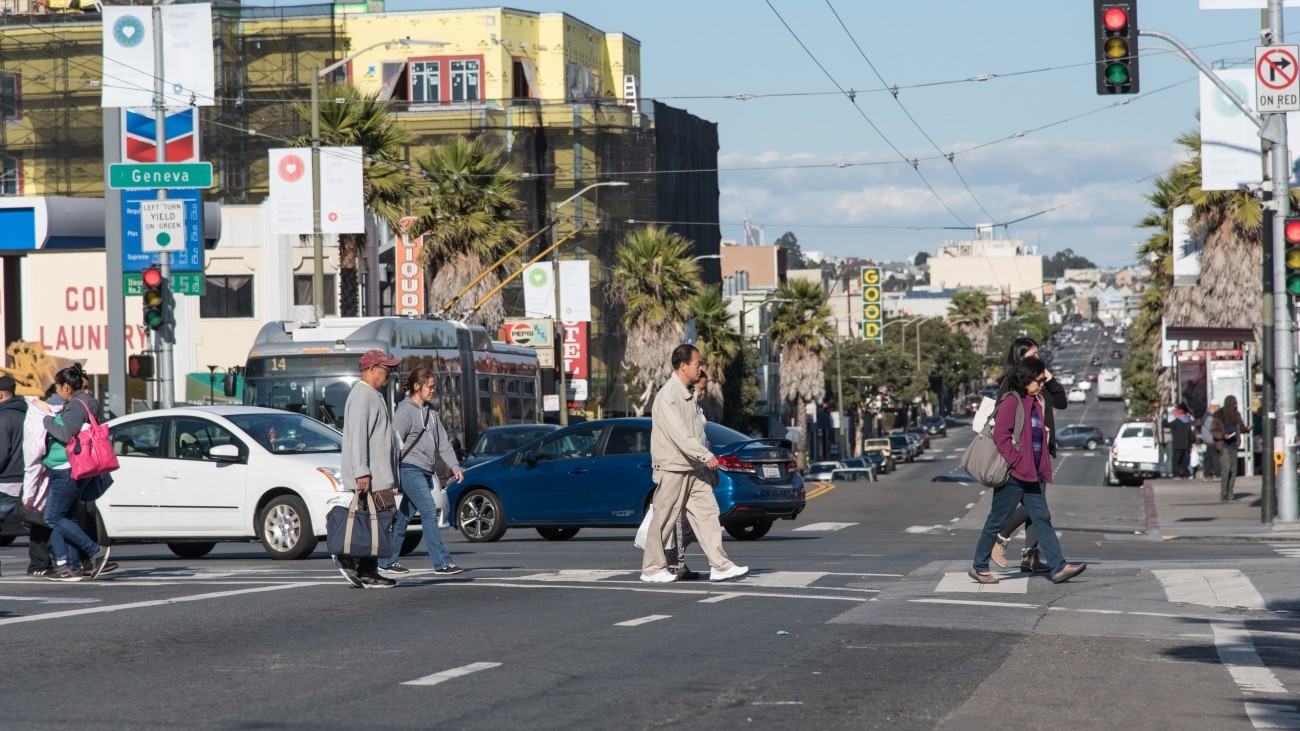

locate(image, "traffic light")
[[1094, 1, 1139, 95], [127, 354, 155, 380], [1285, 217, 1300, 296], [142, 265, 165, 331]]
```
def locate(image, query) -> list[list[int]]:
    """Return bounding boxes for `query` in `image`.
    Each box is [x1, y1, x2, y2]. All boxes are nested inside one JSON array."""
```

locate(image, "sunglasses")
[[1031, 376, 1048, 385]]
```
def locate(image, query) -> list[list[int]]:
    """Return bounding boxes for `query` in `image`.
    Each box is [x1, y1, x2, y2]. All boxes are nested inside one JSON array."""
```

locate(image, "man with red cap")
[[336, 349, 401, 588]]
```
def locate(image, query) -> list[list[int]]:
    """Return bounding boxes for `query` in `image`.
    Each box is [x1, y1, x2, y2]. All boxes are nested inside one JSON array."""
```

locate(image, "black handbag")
[[326, 492, 394, 558]]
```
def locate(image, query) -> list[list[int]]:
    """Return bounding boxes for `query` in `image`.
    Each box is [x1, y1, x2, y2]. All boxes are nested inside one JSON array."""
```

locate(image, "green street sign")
[[125, 271, 205, 297], [109, 162, 213, 190]]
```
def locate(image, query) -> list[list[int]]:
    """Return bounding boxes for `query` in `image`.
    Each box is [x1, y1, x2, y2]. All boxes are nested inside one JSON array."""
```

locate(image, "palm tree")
[[410, 136, 524, 330], [768, 278, 833, 465], [947, 289, 993, 356], [690, 286, 738, 421], [609, 226, 703, 415], [294, 85, 413, 317]]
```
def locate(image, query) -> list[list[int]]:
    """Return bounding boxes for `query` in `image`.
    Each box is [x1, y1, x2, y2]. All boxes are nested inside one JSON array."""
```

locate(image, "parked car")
[[462, 424, 560, 468], [863, 437, 894, 463], [854, 450, 894, 474], [102, 406, 365, 560], [921, 416, 947, 437], [903, 431, 925, 454], [905, 427, 932, 450], [1068, 388, 1088, 403], [830, 468, 875, 483], [840, 457, 880, 480], [888, 434, 915, 463], [1056, 425, 1105, 450], [1106, 421, 1162, 486], [807, 461, 847, 481], [449, 418, 805, 542]]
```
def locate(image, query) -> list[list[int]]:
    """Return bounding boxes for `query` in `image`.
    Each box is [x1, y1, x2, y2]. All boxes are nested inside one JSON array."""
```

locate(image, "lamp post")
[[206, 365, 218, 405], [882, 316, 924, 349], [552, 181, 629, 425], [309, 38, 447, 322]]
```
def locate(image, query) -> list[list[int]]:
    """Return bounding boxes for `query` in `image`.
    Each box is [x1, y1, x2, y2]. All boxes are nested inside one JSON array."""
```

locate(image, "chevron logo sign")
[[122, 108, 199, 163]]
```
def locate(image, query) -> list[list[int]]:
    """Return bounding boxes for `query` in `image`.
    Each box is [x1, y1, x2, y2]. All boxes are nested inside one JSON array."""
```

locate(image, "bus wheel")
[[458, 489, 506, 542]]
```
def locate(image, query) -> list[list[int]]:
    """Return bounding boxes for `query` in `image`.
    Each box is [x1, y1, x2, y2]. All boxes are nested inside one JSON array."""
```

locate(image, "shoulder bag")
[[67, 402, 120, 480], [326, 491, 394, 558], [960, 393, 1025, 488]]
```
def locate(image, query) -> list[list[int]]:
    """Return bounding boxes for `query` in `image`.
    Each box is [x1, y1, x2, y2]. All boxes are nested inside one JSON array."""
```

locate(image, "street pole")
[[1259, 12, 1278, 520], [152, 1, 174, 408], [835, 320, 845, 458], [310, 67, 325, 322], [554, 213, 567, 427]]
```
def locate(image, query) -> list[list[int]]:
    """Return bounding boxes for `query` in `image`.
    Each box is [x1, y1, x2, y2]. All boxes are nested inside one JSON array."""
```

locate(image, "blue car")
[[448, 418, 805, 542]]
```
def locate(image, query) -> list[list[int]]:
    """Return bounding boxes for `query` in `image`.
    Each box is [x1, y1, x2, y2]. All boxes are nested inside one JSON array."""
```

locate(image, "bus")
[[242, 317, 541, 452]]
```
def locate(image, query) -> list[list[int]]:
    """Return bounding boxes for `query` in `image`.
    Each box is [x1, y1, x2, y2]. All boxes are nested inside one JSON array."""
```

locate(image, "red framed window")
[[407, 55, 482, 103]]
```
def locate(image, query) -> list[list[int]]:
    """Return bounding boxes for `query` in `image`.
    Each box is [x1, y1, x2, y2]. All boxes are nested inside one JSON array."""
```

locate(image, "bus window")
[[320, 379, 354, 429], [255, 380, 310, 416], [508, 397, 523, 422]]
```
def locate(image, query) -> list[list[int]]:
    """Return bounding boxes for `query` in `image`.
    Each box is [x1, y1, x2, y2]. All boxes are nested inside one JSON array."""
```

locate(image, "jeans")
[[0, 492, 17, 526], [381, 464, 454, 569], [973, 476, 1067, 574], [44, 469, 100, 568]]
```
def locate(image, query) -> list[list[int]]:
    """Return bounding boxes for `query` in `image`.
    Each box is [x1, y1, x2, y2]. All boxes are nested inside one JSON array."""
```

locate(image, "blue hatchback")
[[447, 418, 806, 542]]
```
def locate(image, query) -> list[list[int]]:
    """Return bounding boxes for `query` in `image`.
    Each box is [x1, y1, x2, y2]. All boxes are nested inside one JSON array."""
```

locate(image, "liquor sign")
[[860, 266, 883, 343], [395, 216, 425, 316]]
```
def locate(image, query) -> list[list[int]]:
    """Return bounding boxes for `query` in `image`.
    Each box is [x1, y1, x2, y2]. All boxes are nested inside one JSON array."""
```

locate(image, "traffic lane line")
[[1211, 621, 1288, 695], [615, 614, 672, 627], [401, 662, 502, 687], [805, 482, 836, 499], [0, 582, 324, 626]]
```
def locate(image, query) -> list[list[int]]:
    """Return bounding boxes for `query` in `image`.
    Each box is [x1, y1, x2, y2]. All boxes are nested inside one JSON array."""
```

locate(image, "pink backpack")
[[67, 405, 120, 480]]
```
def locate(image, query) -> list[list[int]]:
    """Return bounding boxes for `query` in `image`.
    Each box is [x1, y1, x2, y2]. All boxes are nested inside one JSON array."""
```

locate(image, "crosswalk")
[[1267, 542, 1300, 559]]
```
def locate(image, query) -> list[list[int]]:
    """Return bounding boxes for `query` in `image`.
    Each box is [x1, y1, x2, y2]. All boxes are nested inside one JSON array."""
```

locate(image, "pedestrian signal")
[[1094, 1, 1139, 95], [128, 354, 155, 379]]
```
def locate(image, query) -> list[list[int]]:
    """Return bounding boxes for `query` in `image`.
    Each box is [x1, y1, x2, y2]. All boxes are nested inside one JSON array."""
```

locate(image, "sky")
[[377, 0, 1300, 269]]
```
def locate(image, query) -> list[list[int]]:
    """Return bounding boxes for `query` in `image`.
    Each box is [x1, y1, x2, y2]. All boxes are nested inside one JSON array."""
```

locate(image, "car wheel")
[[458, 489, 507, 542], [724, 520, 773, 540], [258, 494, 318, 560], [536, 527, 580, 541], [1086, 439, 1098, 450], [400, 533, 422, 556], [167, 542, 216, 559]]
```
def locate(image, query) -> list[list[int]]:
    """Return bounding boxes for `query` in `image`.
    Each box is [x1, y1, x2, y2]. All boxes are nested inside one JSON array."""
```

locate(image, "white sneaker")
[[709, 564, 749, 582], [640, 570, 677, 583]]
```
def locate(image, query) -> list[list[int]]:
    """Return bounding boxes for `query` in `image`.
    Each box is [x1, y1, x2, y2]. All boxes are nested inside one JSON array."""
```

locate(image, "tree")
[[690, 287, 738, 421], [293, 85, 414, 316], [721, 340, 761, 433], [768, 277, 833, 464], [1042, 248, 1098, 279], [610, 226, 703, 415], [773, 230, 809, 269], [947, 289, 993, 356], [409, 136, 524, 330]]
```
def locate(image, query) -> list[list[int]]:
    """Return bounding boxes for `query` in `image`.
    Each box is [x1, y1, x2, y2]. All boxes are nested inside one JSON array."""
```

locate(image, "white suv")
[[1105, 421, 1161, 487]]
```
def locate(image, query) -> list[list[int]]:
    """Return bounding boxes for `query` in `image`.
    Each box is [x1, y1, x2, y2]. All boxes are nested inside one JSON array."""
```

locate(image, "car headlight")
[[317, 467, 343, 491]]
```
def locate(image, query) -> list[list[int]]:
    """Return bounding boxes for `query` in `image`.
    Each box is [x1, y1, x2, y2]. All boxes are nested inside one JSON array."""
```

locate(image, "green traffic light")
[[1105, 63, 1130, 85], [1288, 274, 1300, 297], [145, 310, 163, 328]]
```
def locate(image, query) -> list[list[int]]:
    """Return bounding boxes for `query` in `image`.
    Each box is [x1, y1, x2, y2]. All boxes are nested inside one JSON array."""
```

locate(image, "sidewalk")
[[1145, 474, 1300, 541]]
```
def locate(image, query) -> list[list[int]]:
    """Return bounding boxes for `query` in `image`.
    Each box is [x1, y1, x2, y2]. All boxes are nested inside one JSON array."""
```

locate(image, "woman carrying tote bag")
[[969, 357, 1085, 586]]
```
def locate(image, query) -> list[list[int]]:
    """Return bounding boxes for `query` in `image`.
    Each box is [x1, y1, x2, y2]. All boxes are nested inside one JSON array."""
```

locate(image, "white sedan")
[[1057, 373, 1076, 387], [1068, 388, 1088, 403], [1075, 380, 1093, 392], [99, 406, 389, 560]]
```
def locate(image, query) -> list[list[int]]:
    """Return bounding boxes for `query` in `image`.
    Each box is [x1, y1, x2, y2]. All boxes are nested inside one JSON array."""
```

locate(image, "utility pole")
[[310, 67, 325, 322], [1259, 9, 1278, 522], [152, 0, 174, 408]]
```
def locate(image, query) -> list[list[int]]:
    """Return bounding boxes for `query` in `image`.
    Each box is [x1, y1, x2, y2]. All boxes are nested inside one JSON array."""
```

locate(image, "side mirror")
[[209, 444, 243, 463], [524, 449, 537, 467]]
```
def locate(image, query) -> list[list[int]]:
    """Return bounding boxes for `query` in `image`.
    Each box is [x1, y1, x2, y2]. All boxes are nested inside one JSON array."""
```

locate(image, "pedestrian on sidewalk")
[[970, 357, 1085, 586], [1165, 403, 1194, 479], [640, 344, 747, 584], [989, 337, 1067, 574], [1211, 395, 1250, 502], [0, 375, 26, 550], [336, 349, 401, 589], [1199, 403, 1221, 480], [379, 367, 464, 577]]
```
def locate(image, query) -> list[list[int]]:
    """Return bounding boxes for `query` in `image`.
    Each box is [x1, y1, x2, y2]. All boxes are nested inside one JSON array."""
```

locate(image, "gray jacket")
[[394, 399, 460, 475], [340, 381, 396, 490]]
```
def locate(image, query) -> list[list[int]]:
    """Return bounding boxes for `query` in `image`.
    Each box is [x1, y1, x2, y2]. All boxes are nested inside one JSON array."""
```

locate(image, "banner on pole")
[[268, 149, 313, 235], [320, 147, 365, 234], [102, 5, 215, 109]]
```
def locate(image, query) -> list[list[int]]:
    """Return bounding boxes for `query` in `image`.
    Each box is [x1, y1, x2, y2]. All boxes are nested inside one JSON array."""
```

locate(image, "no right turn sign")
[[1256, 45, 1300, 112]]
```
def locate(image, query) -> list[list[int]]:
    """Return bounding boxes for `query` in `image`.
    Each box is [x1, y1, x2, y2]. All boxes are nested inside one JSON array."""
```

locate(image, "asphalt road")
[[2, 332, 1298, 729]]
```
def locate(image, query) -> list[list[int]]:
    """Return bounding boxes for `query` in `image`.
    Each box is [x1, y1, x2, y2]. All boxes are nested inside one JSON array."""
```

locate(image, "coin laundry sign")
[[139, 200, 186, 252], [1256, 45, 1300, 112]]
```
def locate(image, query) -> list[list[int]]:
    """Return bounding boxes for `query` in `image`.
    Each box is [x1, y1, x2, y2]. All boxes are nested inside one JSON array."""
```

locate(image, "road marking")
[[452, 580, 868, 602], [934, 572, 1029, 594], [615, 614, 672, 627], [514, 570, 630, 582], [793, 522, 857, 532], [401, 662, 502, 687], [1265, 543, 1300, 558], [699, 593, 739, 603], [1153, 569, 1267, 609], [904, 525, 945, 534], [1244, 703, 1300, 729], [0, 595, 101, 605], [965, 503, 975, 509], [910, 598, 1039, 609], [944, 455, 957, 460], [0, 583, 318, 626], [741, 571, 828, 588], [805, 483, 836, 500], [1212, 621, 1288, 695], [751, 701, 804, 706]]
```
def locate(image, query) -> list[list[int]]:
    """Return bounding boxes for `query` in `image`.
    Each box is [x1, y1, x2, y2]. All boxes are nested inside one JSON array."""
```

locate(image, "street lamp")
[[309, 38, 448, 322], [881, 316, 924, 349], [691, 254, 721, 261]]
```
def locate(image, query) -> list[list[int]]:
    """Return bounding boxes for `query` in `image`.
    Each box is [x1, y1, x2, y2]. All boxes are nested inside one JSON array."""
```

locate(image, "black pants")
[[1201, 446, 1221, 478], [998, 502, 1039, 550], [1172, 448, 1190, 478]]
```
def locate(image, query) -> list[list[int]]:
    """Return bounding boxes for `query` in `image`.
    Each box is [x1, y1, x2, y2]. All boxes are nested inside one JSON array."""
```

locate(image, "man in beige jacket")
[[641, 344, 748, 583]]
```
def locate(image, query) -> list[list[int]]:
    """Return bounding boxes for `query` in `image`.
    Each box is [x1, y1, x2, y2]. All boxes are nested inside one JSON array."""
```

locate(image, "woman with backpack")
[[969, 357, 1086, 585], [1211, 395, 1250, 502]]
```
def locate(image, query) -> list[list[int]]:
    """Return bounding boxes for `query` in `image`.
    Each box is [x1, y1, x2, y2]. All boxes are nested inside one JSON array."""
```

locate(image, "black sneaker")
[[673, 566, 701, 581], [334, 557, 364, 588], [84, 561, 119, 577], [27, 568, 51, 578], [46, 566, 83, 582], [432, 564, 464, 576], [360, 574, 397, 589], [89, 547, 112, 580], [380, 563, 411, 575]]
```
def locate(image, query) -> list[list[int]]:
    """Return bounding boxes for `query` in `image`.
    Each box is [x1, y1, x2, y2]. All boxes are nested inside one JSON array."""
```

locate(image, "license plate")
[[1140, 463, 1157, 471], [761, 464, 780, 479]]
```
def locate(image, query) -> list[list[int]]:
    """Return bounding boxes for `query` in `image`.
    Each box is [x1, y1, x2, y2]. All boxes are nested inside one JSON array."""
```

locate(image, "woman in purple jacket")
[[969, 357, 1086, 585]]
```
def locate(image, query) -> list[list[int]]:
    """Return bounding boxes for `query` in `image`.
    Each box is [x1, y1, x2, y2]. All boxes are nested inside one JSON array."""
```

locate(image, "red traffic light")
[[142, 266, 163, 288], [1285, 219, 1300, 244], [1103, 7, 1128, 31]]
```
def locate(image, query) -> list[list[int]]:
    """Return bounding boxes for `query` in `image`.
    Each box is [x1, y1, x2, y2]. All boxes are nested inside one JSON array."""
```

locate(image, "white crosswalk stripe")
[[934, 571, 1029, 594], [1153, 569, 1266, 609], [1265, 542, 1300, 559], [793, 522, 858, 532]]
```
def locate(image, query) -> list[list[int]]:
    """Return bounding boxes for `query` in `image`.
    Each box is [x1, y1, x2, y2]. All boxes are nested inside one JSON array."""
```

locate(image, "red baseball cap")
[[358, 349, 399, 371]]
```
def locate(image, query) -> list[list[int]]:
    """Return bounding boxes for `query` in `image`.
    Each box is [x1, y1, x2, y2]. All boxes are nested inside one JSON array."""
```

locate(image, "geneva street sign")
[[108, 162, 213, 189]]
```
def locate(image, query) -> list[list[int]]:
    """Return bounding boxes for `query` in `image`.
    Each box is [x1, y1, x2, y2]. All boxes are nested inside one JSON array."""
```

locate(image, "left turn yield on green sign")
[[140, 200, 186, 253]]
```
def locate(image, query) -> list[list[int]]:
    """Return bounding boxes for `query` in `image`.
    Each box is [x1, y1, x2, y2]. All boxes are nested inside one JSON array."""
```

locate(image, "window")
[[293, 274, 337, 317], [450, 59, 480, 102], [201, 275, 254, 318], [111, 418, 165, 458], [0, 154, 18, 196], [411, 60, 440, 103], [536, 426, 603, 461], [0, 73, 19, 121], [604, 426, 650, 456], [168, 417, 240, 461]]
